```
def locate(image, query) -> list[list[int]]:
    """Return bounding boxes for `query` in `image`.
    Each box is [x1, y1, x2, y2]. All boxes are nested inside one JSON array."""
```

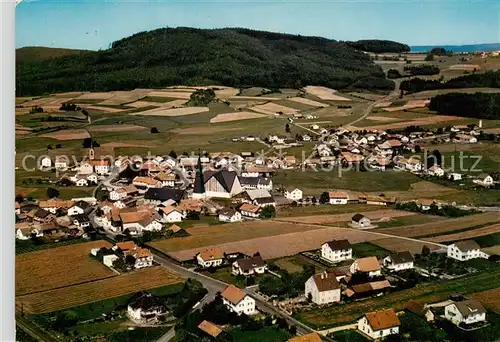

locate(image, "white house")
[[328, 191, 348, 205], [103, 254, 119, 268], [383, 251, 414, 272], [160, 206, 183, 223], [130, 247, 154, 268], [127, 293, 167, 322], [89, 159, 111, 175], [427, 165, 445, 177], [40, 156, 52, 169], [220, 285, 256, 315], [155, 172, 176, 187], [448, 173, 463, 181], [75, 177, 89, 187], [54, 156, 68, 170], [79, 161, 94, 175], [445, 300, 486, 326], [305, 270, 341, 305], [350, 257, 381, 277], [68, 200, 91, 216], [358, 309, 400, 340], [321, 240, 353, 263], [232, 255, 267, 276], [218, 208, 242, 223], [473, 174, 494, 187], [447, 240, 489, 261], [351, 214, 371, 228], [196, 248, 224, 268], [455, 134, 478, 144], [284, 187, 303, 201], [239, 203, 261, 218]]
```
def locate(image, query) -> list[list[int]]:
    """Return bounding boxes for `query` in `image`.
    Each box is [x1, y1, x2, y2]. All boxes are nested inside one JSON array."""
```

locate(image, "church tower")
[[192, 155, 206, 199]]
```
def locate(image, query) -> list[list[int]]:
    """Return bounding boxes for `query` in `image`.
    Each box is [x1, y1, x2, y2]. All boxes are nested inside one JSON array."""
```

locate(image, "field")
[[229, 326, 291, 342], [16, 240, 115, 296], [136, 106, 209, 116], [424, 223, 500, 243], [87, 124, 147, 133], [382, 100, 430, 112], [272, 254, 328, 273], [481, 245, 500, 256], [250, 102, 299, 115], [303, 86, 351, 101], [275, 209, 415, 224], [374, 212, 500, 238], [294, 267, 500, 329], [39, 129, 90, 140], [209, 111, 266, 123], [277, 204, 383, 217], [472, 288, 500, 313], [351, 114, 465, 131], [16, 267, 183, 314], [370, 237, 440, 253], [289, 97, 329, 108]]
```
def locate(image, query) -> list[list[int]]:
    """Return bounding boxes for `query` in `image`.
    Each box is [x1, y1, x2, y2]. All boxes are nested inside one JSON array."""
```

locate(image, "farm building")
[[350, 257, 381, 277], [445, 300, 486, 326], [328, 191, 348, 205], [321, 240, 353, 263], [196, 248, 224, 268], [358, 309, 400, 340], [447, 240, 489, 261], [231, 255, 267, 276], [351, 214, 371, 228], [383, 251, 415, 272], [220, 285, 256, 315], [305, 270, 341, 305]]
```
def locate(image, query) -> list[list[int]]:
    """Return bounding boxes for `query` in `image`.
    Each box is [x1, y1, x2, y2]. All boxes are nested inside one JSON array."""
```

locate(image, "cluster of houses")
[[91, 241, 154, 270]]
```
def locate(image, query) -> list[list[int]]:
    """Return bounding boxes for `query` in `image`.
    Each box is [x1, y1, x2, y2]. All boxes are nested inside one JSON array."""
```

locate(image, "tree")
[[425, 54, 434, 61], [259, 206, 276, 219], [47, 144, 52, 150], [285, 123, 291, 133], [421, 245, 431, 257], [53, 311, 78, 331], [169, 150, 177, 159], [15, 195, 24, 203], [55, 144, 62, 149], [150, 127, 159, 134], [387, 69, 402, 79], [125, 254, 136, 266], [82, 138, 100, 148], [47, 187, 60, 199], [112, 258, 128, 272], [414, 145, 421, 153], [188, 89, 216, 106], [319, 191, 329, 204], [82, 109, 89, 116], [311, 196, 317, 205]]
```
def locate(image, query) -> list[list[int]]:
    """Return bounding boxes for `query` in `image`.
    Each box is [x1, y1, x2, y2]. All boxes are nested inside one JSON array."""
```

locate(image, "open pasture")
[[98, 89, 151, 105], [210, 111, 266, 123], [250, 102, 299, 115], [473, 288, 500, 313], [370, 237, 442, 253], [16, 267, 183, 314], [275, 209, 414, 224], [303, 86, 351, 101], [87, 124, 147, 133], [423, 223, 500, 243], [382, 99, 430, 112], [288, 97, 329, 108], [39, 129, 90, 140], [352, 114, 465, 131], [16, 240, 115, 296], [375, 212, 500, 238], [135, 106, 209, 116]]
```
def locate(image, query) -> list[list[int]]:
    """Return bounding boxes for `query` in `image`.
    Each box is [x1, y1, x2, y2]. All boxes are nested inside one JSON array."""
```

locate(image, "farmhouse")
[[350, 257, 381, 277], [89, 159, 111, 175], [38, 199, 74, 214], [220, 285, 256, 315], [127, 293, 167, 323], [120, 209, 163, 232], [321, 240, 353, 263], [305, 270, 341, 305], [448, 173, 463, 181], [40, 156, 52, 169], [159, 206, 183, 223], [54, 156, 68, 170], [196, 247, 224, 268], [232, 255, 267, 276], [154, 172, 176, 187], [383, 251, 414, 272], [454, 134, 478, 144], [239, 203, 261, 218], [68, 200, 92, 216], [358, 309, 400, 340], [133, 176, 161, 189], [427, 165, 445, 177], [473, 173, 494, 187], [416, 199, 436, 211], [447, 240, 489, 261], [328, 191, 348, 205], [284, 187, 303, 201], [218, 208, 242, 222], [351, 214, 371, 228], [444, 300, 486, 326]]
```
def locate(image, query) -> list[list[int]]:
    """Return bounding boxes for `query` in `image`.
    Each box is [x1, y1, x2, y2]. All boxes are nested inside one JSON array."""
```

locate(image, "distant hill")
[[16, 27, 396, 96], [411, 43, 500, 53], [16, 46, 89, 63], [346, 40, 410, 53]]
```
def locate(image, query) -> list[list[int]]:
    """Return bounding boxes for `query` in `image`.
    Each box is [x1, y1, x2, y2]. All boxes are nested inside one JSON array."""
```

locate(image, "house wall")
[[447, 245, 488, 261], [79, 164, 94, 174], [164, 211, 183, 223], [134, 256, 153, 269], [197, 255, 223, 268], [68, 207, 85, 216], [143, 221, 163, 231], [305, 277, 340, 305], [445, 304, 486, 326], [285, 189, 303, 201], [223, 296, 256, 315], [329, 198, 348, 205], [321, 244, 353, 262], [358, 317, 399, 340]]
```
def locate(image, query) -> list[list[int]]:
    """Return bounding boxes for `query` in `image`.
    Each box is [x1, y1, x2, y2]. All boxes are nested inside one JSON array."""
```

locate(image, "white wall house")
[[350, 257, 381, 277], [221, 285, 256, 315], [161, 207, 183, 223], [351, 214, 371, 228], [218, 208, 242, 223], [328, 191, 348, 205], [232, 255, 267, 276], [358, 309, 400, 340], [305, 271, 341, 305], [284, 187, 303, 201], [427, 165, 445, 177], [383, 252, 414, 272], [445, 300, 486, 326], [196, 248, 224, 268], [127, 293, 167, 322], [473, 174, 494, 187], [40, 156, 52, 169], [103, 254, 119, 268], [321, 240, 353, 263], [447, 240, 489, 261], [239, 203, 261, 218]]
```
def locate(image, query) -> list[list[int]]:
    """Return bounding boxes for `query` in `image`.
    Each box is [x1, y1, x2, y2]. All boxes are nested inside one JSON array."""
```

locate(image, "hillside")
[[16, 27, 395, 96], [16, 46, 89, 63]]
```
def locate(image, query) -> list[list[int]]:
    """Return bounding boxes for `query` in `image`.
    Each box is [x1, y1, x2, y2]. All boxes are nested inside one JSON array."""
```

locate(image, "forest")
[[429, 92, 500, 120], [344, 39, 410, 53], [400, 70, 500, 93], [16, 27, 397, 96]]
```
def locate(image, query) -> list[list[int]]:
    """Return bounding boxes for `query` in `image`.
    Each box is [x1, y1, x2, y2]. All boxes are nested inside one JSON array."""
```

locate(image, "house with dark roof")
[[144, 188, 185, 204], [447, 240, 489, 261], [218, 207, 242, 223], [445, 300, 486, 326], [68, 200, 92, 216], [358, 309, 400, 340], [305, 270, 341, 305], [203, 170, 242, 198], [351, 213, 371, 228], [321, 240, 353, 263], [220, 285, 256, 315], [127, 293, 167, 322], [404, 300, 435, 322], [232, 255, 267, 276], [383, 251, 414, 272]]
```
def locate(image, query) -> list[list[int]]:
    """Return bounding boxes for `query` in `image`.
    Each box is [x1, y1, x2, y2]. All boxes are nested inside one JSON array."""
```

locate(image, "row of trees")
[[429, 92, 500, 120], [395, 201, 478, 218], [345, 39, 410, 53], [403, 64, 440, 76], [16, 27, 394, 96], [400, 70, 500, 93]]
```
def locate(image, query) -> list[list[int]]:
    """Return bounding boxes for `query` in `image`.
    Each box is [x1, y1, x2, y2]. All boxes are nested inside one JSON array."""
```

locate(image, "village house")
[[154, 172, 176, 187], [473, 173, 495, 187], [40, 156, 52, 169], [396, 157, 423, 172], [454, 134, 478, 144], [144, 188, 185, 205], [78, 161, 94, 175], [448, 172, 463, 181], [404, 301, 435, 322], [284, 187, 303, 201], [109, 185, 139, 201], [305, 270, 342, 305], [220, 285, 256, 315], [321, 240, 353, 263], [232, 255, 267, 276], [38, 199, 74, 214], [444, 300, 486, 326], [328, 191, 348, 205], [74, 175, 89, 187], [54, 156, 68, 170], [159, 206, 183, 223], [344, 280, 391, 300], [427, 165, 445, 177], [196, 247, 224, 268], [218, 207, 242, 223], [239, 177, 273, 191], [350, 257, 381, 277], [383, 251, 414, 272], [67, 200, 92, 216], [447, 240, 489, 261], [416, 199, 436, 211], [351, 214, 371, 228], [129, 247, 154, 268], [120, 209, 163, 232], [133, 176, 162, 189], [89, 159, 111, 175], [364, 195, 391, 206], [358, 309, 400, 340], [239, 203, 261, 218], [72, 214, 91, 228], [127, 293, 167, 323]]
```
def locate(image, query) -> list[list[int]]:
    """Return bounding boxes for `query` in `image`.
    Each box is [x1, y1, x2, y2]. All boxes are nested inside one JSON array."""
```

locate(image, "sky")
[[15, 0, 500, 50]]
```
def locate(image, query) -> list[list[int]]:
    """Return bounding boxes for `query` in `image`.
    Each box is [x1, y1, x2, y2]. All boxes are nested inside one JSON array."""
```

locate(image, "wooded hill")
[[400, 71, 500, 93], [16, 27, 397, 96]]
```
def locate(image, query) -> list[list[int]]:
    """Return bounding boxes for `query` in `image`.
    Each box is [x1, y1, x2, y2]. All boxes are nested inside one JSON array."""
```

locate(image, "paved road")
[[156, 326, 176, 342], [152, 253, 336, 341], [16, 314, 57, 342]]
